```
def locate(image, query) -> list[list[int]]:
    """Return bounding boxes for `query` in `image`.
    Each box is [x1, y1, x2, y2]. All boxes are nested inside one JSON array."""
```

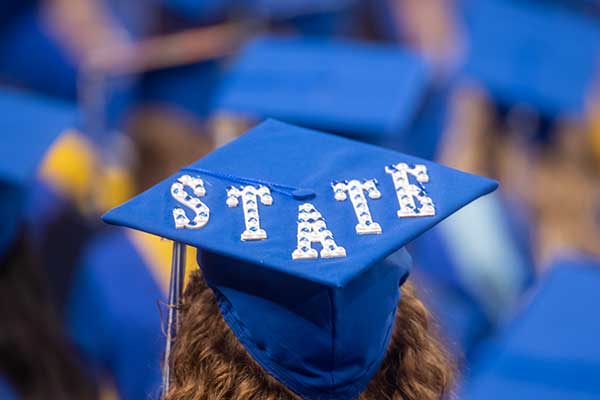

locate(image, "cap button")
[[292, 189, 316, 200]]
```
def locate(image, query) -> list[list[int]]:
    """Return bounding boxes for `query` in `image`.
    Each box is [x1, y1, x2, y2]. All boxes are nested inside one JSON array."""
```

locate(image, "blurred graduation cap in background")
[[461, 255, 600, 400], [461, 0, 600, 140], [0, 0, 154, 101], [213, 36, 446, 158], [0, 87, 76, 257], [0, 87, 101, 314], [103, 119, 498, 398]]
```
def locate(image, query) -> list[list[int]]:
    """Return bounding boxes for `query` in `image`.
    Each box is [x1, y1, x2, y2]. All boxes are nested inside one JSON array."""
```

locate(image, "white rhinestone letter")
[[226, 185, 273, 241], [385, 163, 435, 218], [292, 203, 346, 260], [171, 175, 210, 229], [332, 179, 382, 235]]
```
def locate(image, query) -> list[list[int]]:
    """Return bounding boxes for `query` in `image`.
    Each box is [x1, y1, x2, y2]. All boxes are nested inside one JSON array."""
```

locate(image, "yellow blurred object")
[[128, 230, 198, 294], [96, 165, 136, 213], [39, 129, 98, 211], [39, 129, 137, 213]]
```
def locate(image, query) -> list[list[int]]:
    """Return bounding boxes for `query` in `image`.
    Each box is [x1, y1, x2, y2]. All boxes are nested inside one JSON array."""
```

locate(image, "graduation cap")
[[138, 61, 223, 120], [103, 119, 497, 399], [462, 0, 600, 121], [0, 88, 76, 257], [461, 255, 600, 400], [214, 36, 432, 148]]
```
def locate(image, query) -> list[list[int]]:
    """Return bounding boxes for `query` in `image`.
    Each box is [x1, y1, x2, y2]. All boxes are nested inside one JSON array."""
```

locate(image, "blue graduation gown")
[[460, 256, 600, 399], [67, 228, 165, 400]]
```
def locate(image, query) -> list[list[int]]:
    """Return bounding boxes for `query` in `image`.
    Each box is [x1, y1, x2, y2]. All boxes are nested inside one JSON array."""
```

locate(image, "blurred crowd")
[[0, 0, 599, 399]]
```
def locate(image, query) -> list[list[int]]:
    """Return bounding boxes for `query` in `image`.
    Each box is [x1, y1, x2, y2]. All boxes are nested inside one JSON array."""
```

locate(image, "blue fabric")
[[0, 87, 76, 257], [67, 229, 164, 400], [461, 0, 600, 119], [0, 88, 76, 184], [0, 376, 17, 400], [161, 0, 351, 26], [0, 9, 79, 100], [138, 61, 223, 120], [203, 247, 411, 400], [364, 0, 401, 42], [0, 2, 155, 102], [509, 0, 600, 16], [410, 193, 535, 357], [403, 84, 451, 160], [214, 36, 430, 141], [461, 255, 600, 400], [0, 0, 33, 27], [410, 267, 492, 357], [103, 119, 497, 399], [0, 6, 137, 142], [161, 0, 230, 20], [24, 179, 66, 241], [0, 184, 24, 260]]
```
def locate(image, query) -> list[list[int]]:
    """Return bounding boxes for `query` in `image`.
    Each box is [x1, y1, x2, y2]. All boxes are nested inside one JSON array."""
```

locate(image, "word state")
[[171, 164, 436, 260]]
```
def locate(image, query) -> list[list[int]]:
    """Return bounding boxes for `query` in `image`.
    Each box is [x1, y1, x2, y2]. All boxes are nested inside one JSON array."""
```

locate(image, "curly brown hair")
[[165, 269, 456, 400]]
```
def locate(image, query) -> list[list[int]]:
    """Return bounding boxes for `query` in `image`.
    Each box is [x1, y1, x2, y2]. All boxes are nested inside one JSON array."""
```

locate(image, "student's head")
[[166, 268, 455, 400], [102, 120, 498, 400]]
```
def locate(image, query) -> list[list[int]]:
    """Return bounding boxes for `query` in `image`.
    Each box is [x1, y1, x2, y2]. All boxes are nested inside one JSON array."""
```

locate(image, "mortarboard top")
[[462, 0, 600, 120], [0, 87, 77, 256], [103, 119, 497, 287], [461, 255, 600, 400], [214, 36, 430, 142], [103, 119, 497, 399]]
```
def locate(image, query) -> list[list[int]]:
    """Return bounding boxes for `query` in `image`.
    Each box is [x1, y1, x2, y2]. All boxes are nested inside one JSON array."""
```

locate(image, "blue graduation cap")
[[461, 255, 600, 400], [138, 61, 223, 120], [214, 36, 431, 147], [103, 119, 497, 399], [0, 88, 77, 257], [461, 0, 600, 120]]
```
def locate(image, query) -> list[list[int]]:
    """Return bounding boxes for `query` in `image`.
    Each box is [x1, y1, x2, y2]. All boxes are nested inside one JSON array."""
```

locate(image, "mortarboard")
[[0, 9, 78, 100], [214, 36, 431, 147], [0, 88, 77, 257], [461, 0, 600, 121], [461, 255, 600, 400], [138, 61, 223, 120], [103, 119, 498, 399]]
